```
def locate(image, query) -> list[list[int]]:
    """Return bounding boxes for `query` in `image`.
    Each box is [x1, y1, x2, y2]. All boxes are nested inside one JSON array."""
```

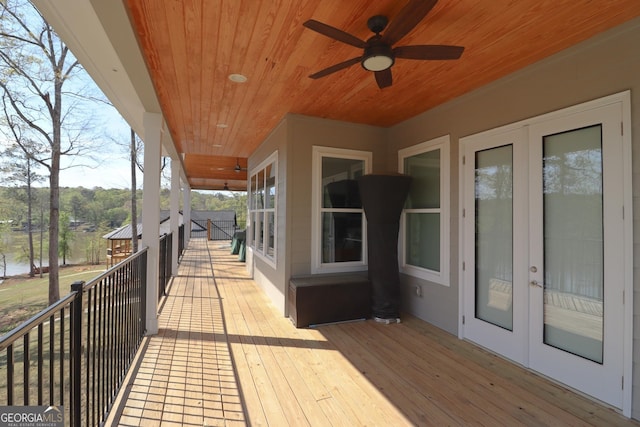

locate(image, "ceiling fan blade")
[[394, 45, 464, 60], [382, 0, 438, 46], [309, 57, 362, 79], [303, 20, 367, 48], [375, 68, 392, 89]]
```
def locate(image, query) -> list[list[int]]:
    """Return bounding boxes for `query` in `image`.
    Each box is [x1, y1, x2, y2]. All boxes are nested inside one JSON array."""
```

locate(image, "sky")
[[52, 110, 142, 190], [57, 110, 143, 190], [59, 155, 139, 189], [2, 108, 139, 190]]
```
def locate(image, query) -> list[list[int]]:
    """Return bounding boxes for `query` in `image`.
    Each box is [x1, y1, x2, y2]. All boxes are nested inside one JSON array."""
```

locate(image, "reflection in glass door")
[[542, 125, 603, 363], [475, 145, 513, 331]]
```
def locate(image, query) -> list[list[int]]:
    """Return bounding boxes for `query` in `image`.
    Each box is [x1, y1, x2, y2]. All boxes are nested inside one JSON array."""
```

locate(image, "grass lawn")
[[0, 265, 106, 334]]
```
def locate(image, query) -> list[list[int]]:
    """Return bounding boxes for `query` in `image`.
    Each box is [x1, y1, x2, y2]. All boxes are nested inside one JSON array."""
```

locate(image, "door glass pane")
[[475, 145, 513, 330], [543, 125, 603, 363], [405, 212, 439, 271]]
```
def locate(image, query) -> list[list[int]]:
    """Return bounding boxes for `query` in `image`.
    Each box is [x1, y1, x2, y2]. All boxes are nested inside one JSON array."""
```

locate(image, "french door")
[[462, 96, 630, 410]]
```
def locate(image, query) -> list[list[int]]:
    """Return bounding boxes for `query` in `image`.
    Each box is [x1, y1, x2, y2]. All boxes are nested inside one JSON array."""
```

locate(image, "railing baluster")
[[38, 324, 43, 405], [142, 251, 147, 334], [91, 286, 97, 427], [49, 315, 54, 405], [24, 332, 30, 405], [85, 286, 92, 427], [7, 344, 13, 405], [98, 279, 104, 420], [103, 276, 109, 419], [60, 307, 64, 408], [121, 268, 126, 378], [115, 269, 122, 385], [124, 264, 130, 366], [71, 281, 84, 427], [107, 274, 113, 401]]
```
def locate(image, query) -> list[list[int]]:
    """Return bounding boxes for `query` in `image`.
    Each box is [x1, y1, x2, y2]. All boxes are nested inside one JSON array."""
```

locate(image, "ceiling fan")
[[213, 158, 247, 173], [233, 158, 247, 173], [303, 0, 464, 89]]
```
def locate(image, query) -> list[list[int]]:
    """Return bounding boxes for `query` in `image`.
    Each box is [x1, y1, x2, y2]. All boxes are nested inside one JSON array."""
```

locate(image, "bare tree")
[[0, 0, 99, 303]]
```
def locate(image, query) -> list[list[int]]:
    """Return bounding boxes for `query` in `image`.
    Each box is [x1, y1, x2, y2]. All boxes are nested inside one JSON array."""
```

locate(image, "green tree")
[[69, 193, 85, 224], [0, 213, 9, 278], [58, 211, 72, 265]]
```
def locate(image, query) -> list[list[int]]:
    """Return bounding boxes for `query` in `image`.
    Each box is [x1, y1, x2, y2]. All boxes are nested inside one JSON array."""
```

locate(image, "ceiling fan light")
[[362, 55, 393, 71], [362, 44, 394, 71]]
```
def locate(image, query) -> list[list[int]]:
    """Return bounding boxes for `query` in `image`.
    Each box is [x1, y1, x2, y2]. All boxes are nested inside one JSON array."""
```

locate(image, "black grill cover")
[[358, 174, 412, 319]]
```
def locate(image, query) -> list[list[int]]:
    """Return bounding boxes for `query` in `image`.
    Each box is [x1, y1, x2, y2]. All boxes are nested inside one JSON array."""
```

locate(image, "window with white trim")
[[398, 135, 450, 285], [312, 146, 371, 273], [249, 152, 277, 262]]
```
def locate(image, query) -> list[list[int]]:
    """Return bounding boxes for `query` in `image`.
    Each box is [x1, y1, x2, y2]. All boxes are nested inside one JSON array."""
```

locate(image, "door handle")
[[529, 280, 543, 288]]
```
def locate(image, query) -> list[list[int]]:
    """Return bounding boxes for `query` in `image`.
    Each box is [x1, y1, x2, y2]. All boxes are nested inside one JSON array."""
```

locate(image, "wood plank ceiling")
[[124, 0, 640, 191]]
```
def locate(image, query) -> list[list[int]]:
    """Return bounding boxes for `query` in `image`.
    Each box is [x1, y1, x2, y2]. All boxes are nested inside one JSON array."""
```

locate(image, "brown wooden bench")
[[288, 274, 371, 328]]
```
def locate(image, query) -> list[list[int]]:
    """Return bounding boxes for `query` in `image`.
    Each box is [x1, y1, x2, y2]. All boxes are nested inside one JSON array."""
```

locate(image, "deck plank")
[[107, 238, 639, 426]]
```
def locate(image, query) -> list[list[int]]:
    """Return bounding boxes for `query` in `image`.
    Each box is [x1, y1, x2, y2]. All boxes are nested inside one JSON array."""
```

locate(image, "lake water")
[[1, 230, 99, 277], [3, 260, 38, 277]]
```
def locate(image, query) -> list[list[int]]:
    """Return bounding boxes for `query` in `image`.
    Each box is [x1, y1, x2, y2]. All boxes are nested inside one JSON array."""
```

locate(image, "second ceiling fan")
[[303, 0, 464, 89]]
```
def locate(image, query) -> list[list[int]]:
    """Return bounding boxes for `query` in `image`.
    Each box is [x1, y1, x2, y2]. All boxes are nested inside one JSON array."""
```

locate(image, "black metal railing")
[[0, 248, 148, 427], [207, 219, 237, 240], [178, 223, 185, 260], [158, 233, 173, 300]]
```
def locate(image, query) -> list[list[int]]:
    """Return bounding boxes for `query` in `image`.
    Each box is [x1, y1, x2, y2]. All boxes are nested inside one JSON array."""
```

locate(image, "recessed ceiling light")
[[212, 144, 223, 148], [228, 73, 247, 83], [216, 123, 228, 128]]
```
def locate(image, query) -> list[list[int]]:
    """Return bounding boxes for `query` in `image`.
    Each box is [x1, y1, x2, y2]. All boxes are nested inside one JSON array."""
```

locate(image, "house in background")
[[103, 223, 137, 268], [103, 213, 185, 267], [33, 0, 640, 419]]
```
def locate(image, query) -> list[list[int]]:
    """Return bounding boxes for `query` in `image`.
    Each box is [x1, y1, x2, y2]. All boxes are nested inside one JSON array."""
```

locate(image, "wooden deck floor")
[[108, 238, 638, 426]]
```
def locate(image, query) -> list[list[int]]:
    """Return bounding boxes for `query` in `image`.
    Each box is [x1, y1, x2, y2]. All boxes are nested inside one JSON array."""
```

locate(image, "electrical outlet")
[[414, 285, 422, 297]]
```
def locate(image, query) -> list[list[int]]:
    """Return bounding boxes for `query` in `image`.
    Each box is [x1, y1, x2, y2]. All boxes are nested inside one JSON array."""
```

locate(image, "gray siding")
[[249, 16, 640, 418]]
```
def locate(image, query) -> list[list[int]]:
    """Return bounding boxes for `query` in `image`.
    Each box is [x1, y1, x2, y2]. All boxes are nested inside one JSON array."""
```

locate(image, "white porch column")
[[170, 158, 180, 275], [142, 112, 162, 335], [183, 186, 191, 246]]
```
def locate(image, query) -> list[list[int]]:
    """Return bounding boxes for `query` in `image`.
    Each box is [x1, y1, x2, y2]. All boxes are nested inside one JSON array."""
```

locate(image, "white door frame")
[[458, 91, 633, 416]]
